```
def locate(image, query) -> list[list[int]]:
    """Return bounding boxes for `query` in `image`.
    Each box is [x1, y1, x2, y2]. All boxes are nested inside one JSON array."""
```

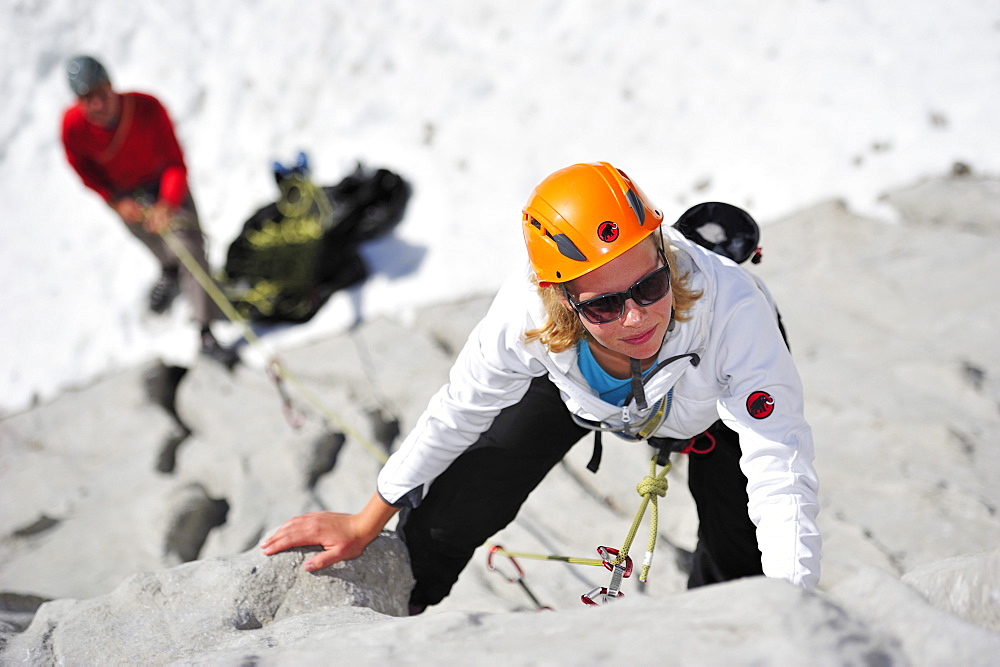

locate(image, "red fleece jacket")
[[62, 92, 189, 208]]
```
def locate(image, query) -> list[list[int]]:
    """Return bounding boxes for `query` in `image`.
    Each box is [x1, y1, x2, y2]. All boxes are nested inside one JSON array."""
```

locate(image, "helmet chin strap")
[[627, 307, 676, 412]]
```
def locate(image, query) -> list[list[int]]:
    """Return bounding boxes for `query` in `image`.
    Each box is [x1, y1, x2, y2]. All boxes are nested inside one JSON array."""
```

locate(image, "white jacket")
[[378, 228, 821, 589]]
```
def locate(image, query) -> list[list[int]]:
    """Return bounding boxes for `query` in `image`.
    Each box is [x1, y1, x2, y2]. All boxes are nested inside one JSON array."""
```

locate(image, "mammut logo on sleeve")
[[747, 391, 774, 419], [598, 221, 619, 243]]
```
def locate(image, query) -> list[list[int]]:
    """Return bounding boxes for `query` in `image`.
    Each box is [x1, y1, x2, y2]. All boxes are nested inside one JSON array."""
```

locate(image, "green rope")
[[612, 453, 671, 582], [159, 227, 389, 465], [489, 453, 672, 584], [485, 546, 606, 569]]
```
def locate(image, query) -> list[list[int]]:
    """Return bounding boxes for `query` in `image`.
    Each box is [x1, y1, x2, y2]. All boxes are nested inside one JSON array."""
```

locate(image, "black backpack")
[[222, 157, 411, 323], [673, 201, 762, 265]]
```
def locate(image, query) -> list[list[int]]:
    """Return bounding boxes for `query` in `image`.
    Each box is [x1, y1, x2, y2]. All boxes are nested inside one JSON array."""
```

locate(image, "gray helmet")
[[67, 55, 110, 96]]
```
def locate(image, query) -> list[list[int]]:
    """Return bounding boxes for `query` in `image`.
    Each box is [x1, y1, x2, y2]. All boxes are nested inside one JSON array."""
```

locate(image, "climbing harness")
[[570, 349, 700, 473], [678, 430, 717, 455], [574, 353, 699, 440]]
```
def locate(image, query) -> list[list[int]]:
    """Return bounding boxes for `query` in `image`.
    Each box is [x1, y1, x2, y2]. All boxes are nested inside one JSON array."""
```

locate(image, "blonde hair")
[[524, 235, 702, 354]]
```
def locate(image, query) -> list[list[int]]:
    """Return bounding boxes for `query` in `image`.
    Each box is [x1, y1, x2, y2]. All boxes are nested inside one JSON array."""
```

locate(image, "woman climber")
[[262, 161, 821, 613]]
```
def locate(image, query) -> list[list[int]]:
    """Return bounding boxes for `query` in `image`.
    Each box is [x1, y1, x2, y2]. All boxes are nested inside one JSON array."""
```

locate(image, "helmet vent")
[[626, 189, 646, 225], [552, 233, 587, 262], [529, 217, 586, 262]]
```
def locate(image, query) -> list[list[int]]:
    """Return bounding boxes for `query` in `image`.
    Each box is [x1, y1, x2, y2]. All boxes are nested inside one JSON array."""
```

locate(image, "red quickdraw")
[[487, 545, 552, 611], [580, 546, 633, 606], [267, 358, 305, 429], [581, 586, 624, 606], [598, 545, 633, 577], [487, 544, 526, 582], [678, 430, 717, 455]]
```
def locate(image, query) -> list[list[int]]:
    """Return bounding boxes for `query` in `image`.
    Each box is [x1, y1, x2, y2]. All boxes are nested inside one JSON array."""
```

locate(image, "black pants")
[[123, 192, 222, 326], [685, 420, 764, 587], [397, 375, 762, 609]]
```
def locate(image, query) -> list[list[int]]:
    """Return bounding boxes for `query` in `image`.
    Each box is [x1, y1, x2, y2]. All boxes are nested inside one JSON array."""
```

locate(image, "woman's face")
[[564, 237, 673, 363]]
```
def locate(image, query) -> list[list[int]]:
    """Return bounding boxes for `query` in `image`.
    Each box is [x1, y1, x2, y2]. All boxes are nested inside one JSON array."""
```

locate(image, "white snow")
[[2, 0, 998, 415]]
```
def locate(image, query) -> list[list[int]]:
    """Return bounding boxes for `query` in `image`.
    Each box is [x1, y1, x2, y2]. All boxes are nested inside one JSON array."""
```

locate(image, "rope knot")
[[636, 475, 668, 498]]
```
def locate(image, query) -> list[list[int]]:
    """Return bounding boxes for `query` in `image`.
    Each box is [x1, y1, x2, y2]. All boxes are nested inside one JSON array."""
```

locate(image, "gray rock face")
[[1, 173, 1000, 663], [827, 562, 1000, 666], [880, 170, 1000, 235], [902, 548, 1000, 634], [0, 593, 47, 635], [1, 535, 412, 664], [163, 482, 230, 565], [5, 562, 1000, 665], [198, 577, 916, 666]]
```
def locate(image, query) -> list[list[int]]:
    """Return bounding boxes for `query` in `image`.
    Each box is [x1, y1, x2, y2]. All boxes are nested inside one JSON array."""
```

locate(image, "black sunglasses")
[[563, 253, 672, 324]]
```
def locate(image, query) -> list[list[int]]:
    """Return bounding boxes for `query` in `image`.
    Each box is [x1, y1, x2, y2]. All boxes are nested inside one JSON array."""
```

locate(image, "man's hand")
[[111, 197, 145, 224], [260, 493, 399, 572], [144, 202, 174, 234]]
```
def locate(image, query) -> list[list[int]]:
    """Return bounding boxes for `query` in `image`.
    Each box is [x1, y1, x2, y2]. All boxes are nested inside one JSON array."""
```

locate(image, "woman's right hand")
[[260, 493, 399, 572]]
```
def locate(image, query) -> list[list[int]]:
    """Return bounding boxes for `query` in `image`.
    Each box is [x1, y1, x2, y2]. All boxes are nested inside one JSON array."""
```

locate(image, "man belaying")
[[60, 55, 238, 368]]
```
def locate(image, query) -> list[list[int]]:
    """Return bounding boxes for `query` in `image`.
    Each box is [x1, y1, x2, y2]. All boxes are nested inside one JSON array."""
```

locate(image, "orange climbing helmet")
[[522, 161, 664, 283]]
